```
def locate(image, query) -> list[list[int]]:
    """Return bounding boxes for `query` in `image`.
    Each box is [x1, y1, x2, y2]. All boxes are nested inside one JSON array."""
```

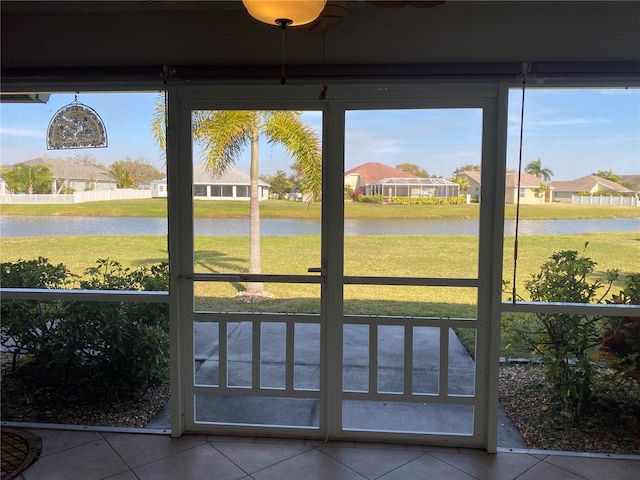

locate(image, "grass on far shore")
[[1, 198, 639, 220]]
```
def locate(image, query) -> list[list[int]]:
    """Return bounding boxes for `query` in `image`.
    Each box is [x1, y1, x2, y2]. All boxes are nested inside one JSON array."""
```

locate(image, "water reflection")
[[0, 215, 638, 237]]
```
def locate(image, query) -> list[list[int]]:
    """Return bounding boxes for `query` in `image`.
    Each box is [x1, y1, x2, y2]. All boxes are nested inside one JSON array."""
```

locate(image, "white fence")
[[571, 195, 638, 206], [0, 189, 152, 205]]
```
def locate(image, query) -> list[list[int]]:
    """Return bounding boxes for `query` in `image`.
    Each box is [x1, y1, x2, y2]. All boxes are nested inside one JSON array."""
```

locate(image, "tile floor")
[[12, 428, 640, 480]]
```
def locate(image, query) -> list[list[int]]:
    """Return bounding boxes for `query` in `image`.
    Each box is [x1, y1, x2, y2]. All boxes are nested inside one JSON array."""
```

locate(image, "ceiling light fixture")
[[242, 1, 327, 86], [242, 0, 327, 27]]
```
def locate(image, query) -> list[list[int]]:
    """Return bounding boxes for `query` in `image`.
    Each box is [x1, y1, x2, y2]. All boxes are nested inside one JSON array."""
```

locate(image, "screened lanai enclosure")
[[2, 0, 639, 456], [366, 177, 460, 199]]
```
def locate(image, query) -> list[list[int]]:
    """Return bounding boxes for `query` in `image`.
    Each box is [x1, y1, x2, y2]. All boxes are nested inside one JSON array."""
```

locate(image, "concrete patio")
[[148, 321, 527, 447]]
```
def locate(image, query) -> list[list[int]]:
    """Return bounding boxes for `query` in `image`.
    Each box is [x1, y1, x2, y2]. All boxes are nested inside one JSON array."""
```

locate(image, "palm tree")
[[2, 163, 53, 194], [450, 175, 470, 192], [194, 110, 321, 295], [525, 158, 554, 183], [109, 163, 135, 189], [152, 99, 322, 296]]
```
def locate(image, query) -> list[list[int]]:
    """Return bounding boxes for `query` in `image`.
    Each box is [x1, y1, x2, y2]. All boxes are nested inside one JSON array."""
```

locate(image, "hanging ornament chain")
[[512, 62, 531, 304]]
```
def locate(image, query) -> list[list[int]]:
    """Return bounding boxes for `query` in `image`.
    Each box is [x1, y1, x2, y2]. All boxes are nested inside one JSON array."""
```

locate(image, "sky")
[[0, 88, 638, 181]]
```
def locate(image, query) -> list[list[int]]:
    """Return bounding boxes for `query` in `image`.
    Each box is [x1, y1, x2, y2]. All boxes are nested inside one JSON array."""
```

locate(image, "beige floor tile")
[[213, 442, 312, 474], [421, 445, 461, 453], [14, 429, 640, 480], [319, 446, 425, 479], [377, 454, 476, 480], [27, 429, 103, 457], [252, 449, 366, 480], [306, 439, 357, 448], [530, 453, 549, 460], [545, 455, 640, 480], [133, 443, 246, 480], [355, 441, 408, 450], [102, 471, 138, 480], [516, 460, 587, 480], [23, 439, 128, 480], [254, 436, 308, 445], [431, 451, 541, 480], [106, 432, 206, 468], [206, 435, 257, 443]]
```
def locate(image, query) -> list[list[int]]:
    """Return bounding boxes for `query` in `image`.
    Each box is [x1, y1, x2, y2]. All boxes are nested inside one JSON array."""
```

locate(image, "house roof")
[[458, 170, 546, 188], [618, 174, 640, 191], [505, 172, 545, 188], [193, 164, 269, 186], [344, 162, 419, 185], [550, 175, 633, 193], [458, 171, 481, 184], [21, 157, 113, 182]]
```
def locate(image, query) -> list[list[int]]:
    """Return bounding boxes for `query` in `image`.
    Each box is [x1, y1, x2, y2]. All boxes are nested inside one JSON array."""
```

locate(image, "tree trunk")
[[246, 123, 264, 295]]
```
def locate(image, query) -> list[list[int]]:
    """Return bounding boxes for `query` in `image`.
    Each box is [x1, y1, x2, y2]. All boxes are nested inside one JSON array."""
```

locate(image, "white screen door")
[[170, 85, 503, 449]]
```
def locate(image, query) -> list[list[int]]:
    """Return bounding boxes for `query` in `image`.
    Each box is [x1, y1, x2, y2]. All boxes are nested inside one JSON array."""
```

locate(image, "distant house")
[[618, 174, 640, 193], [151, 179, 167, 198], [345, 162, 418, 194], [456, 171, 482, 202], [344, 162, 459, 198], [18, 157, 116, 192], [549, 175, 633, 202], [456, 170, 552, 204], [151, 164, 270, 200]]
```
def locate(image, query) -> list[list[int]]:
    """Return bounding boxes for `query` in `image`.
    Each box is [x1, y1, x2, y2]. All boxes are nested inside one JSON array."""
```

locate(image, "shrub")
[[505, 245, 620, 416], [351, 187, 363, 202], [602, 273, 640, 381], [0, 258, 169, 401], [0, 257, 74, 360], [359, 194, 385, 203], [388, 196, 465, 205]]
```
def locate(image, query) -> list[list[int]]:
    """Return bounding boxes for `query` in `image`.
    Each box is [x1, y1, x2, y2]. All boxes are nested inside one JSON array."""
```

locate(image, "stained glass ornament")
[[47, 98, 107, 149]]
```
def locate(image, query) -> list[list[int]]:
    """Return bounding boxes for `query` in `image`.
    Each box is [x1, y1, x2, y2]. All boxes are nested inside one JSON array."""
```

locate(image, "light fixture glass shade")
[[242, 0, 327, 26]]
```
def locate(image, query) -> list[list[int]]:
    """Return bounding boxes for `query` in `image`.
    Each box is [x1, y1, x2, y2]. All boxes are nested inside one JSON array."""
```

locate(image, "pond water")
[[1, 215, 638, 237]]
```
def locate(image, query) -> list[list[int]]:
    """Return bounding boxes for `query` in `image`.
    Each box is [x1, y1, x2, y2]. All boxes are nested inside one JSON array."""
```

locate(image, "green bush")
[[388, 196, 465, 205], [359, 194, 385, 203], [504, 246, 620, 416], [0, 257, 74, 360], [352, 194, 466, 205], [602, 273, 640, 381], [0, 257, 169, 400]]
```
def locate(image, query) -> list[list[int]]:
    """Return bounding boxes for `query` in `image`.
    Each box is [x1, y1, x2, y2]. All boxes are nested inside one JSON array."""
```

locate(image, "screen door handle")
[[307, 267, 323, 273]]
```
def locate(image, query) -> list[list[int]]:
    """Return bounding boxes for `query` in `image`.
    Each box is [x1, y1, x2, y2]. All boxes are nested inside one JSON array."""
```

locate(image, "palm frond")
[[263, 111, 322, 201], [194, 110, 255, 175], [151, 93, 167, 151]]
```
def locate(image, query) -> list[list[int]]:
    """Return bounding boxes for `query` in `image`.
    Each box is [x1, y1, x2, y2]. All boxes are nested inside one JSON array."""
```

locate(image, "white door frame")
[[166, 83, 507, 451]]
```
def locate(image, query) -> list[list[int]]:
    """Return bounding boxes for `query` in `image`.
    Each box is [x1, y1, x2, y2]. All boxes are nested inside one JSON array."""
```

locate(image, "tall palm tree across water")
[[153, 102, 322, 296], [525, 158, 554, 183]]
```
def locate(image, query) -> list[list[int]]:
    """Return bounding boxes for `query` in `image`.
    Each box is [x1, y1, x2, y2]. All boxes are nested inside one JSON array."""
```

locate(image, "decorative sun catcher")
[[46, 93, 107, 150]]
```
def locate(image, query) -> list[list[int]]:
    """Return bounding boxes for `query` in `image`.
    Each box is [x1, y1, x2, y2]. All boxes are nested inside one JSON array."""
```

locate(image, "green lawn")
[[1, 197, 637, 358], [2, 232, 637, 315], [1, 199, 638, 220]]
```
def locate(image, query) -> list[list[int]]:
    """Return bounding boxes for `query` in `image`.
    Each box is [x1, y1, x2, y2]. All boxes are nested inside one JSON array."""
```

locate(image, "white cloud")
[[0, 127, 44, 138]]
